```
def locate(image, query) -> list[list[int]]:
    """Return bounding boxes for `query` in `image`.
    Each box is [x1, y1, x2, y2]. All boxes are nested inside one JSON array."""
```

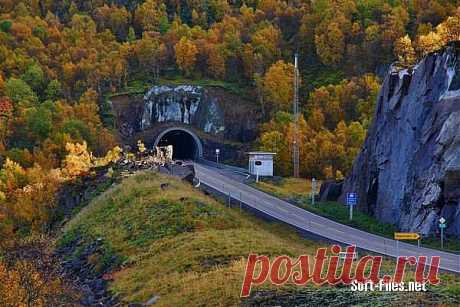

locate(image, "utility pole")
[[311, 178, 316, 205], [293, 53, 300, 178]]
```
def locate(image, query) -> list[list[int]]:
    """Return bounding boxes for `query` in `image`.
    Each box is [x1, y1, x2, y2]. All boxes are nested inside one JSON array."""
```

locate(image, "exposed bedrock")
[[110, 85, 259, 162], [339, 44, 460, 236]]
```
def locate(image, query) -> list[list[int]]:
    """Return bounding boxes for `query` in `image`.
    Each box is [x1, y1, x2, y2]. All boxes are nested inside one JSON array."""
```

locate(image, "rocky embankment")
[[55, 157, 196, 306], [339, 44, 460, 236]]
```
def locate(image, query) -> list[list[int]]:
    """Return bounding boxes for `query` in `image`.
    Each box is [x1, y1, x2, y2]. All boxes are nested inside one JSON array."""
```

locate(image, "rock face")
[[339, 45, 460, 237], [111, 85, 259, 143], [111, 85, 259, 163], [141, 85, 224, 134]]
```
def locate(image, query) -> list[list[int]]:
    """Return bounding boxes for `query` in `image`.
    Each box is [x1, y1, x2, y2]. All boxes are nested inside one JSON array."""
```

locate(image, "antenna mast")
[[293, 53, 300, 178]]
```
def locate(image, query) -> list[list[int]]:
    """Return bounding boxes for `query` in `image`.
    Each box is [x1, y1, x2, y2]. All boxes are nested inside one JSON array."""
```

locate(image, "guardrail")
[[195, 165, 460, 274]]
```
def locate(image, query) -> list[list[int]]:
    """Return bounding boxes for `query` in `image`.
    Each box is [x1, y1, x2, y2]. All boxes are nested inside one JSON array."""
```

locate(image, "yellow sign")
[[394, 232, 420, 240]]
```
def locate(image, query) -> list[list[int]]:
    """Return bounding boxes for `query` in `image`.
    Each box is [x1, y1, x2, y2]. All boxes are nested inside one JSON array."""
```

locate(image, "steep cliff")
[[340, 45, 460, 236]]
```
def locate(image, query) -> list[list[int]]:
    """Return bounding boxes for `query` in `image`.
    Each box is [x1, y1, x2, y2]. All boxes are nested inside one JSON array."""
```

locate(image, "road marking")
[[330, 228, 345, 234], [276, 206, 289, 213], [195, 163, 460, 273]]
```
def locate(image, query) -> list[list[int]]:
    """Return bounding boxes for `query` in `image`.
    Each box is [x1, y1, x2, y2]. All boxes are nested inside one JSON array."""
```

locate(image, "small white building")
[[248, 152, 276, 177]]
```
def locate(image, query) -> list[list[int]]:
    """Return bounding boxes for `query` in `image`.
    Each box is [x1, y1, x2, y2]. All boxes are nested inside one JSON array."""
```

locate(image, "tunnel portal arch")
[[154, 127, 203, 160]]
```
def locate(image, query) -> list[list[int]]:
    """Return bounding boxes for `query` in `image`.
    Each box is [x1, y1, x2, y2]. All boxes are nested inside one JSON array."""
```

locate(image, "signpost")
[[439, 217, 446, 249], [255, 160, 262, 182], [346, 192, 357, 221], [394, 233, 420, 240], [311, 178, 317, 205], [394, 232, 421, 256], [216, 149, 220, 164]]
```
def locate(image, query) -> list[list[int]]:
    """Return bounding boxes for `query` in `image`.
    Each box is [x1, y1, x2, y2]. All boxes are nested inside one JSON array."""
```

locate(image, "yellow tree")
[[259, 130, 288, 174], [417, 31, 443, 56], [438, 16, 460, 44], [394, 35, 416, 68], [315, 21, 345, 66], [206, 44, 226, 79], [63, 142, 92, 178], [134, 34, 166, 80], [94, 4, 130, 40], [416, 15, 460, 56], [0, 97, 13, 150], [381, 6, 409, 51], [262, 60, 295, 112], [175, 37, 198, 76], [134, 0, 168, 33], [251, 24, 281, 66]]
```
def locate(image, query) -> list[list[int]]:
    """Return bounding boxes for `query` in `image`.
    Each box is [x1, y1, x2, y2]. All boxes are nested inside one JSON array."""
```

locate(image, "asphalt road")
[[194, 162, 460, 274]]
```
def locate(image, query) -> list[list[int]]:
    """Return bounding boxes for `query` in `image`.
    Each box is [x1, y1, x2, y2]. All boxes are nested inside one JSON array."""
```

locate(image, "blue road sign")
[[346, 192, 357, 206], [439, 223, 446, 229]]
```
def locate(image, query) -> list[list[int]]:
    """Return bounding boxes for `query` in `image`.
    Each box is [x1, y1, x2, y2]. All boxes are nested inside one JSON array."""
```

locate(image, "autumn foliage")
[[0, 1, 458, 174], [0, 0, 459, 301], [259, 75, 379, 179], [0, 142, 121, 242], [0, 239, 78, 306]]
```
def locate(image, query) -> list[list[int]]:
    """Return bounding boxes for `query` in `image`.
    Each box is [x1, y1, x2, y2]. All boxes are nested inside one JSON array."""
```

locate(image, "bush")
[[0, 20, 12, 33]]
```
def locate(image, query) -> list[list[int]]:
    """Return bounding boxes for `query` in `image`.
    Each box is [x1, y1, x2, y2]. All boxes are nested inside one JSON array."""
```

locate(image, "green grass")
[[159, 77, 251, 97], [303, 201, 397, 237], [108, 75, 253, 99], [254, 177, 320, 200], [60, 171, 322, 305], [58, 172, 460, 306]]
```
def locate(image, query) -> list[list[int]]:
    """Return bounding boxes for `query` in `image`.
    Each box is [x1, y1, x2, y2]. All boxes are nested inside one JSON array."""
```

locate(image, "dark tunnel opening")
[[157, 130, 199, 160]]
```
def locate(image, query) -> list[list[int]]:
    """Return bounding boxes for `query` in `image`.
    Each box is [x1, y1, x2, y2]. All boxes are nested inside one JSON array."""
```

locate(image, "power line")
[[293, 53, 300, 178]]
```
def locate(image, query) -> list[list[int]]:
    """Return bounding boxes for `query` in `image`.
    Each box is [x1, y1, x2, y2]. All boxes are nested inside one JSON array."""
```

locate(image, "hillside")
[[3, 0, 460, 243], [2, 1, 460, 305], [58, 171, 460, 306], [58, 171, 320, 305]]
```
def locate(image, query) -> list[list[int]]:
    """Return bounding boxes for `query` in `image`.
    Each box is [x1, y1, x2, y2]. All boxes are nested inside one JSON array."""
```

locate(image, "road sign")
[[439, 217, 447, 249], [394, 232, 421, 240], [346, 192, 357, 221], [346, 192, 357, 206]]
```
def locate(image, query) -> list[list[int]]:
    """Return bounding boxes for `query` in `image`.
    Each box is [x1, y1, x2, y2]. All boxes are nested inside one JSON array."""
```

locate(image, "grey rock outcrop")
[[141, 85, 224, 134], [339, 45, 460, 237], [110, 85, 259, 163], [111, 85, 259, 143]]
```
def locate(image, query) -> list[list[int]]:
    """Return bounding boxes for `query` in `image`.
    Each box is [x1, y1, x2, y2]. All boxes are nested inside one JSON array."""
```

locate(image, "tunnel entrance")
[[154, 128, 203, 160]]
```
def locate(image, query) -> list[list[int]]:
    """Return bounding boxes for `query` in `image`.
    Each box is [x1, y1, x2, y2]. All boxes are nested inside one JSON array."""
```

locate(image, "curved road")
[[194, 162, 460, 274]]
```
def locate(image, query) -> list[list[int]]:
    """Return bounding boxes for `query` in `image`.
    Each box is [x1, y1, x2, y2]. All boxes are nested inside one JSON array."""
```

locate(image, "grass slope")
[[59, 172, 460, 306]]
